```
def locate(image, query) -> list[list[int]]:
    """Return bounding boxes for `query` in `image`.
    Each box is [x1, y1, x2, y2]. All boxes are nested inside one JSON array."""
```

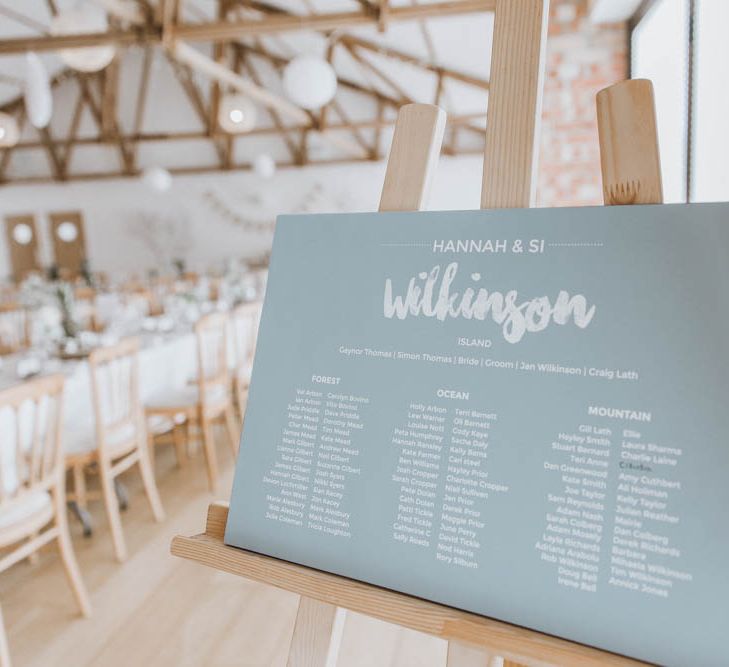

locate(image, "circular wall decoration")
[[12, 223, 33, 245], [57, 221, 79, 242]]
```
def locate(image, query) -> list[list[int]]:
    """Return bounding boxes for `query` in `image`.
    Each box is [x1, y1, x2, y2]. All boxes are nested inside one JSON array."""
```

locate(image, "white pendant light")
[[253, 154, 276, 179], [283, 56, 337, 110], [51, 3, 116, 73], [24, 53, 53, 129], [141, 166, 173, 192], [0, 112, 20, 147], [218, 94, 257, 134]]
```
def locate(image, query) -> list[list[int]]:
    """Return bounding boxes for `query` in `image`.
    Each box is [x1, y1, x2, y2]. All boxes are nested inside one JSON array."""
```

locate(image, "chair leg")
[[99, 462, 127, 562], [137, 441, 165, 523], [224, 405, 239, 457], [200, 413, 220, 494], [54, 492, 92, 618], [27, 533, 40, 565], [0, 603, 11, 667], [71, 463, 93, 537], [172, 424, 187, 468], [146, 432, 156, 477]]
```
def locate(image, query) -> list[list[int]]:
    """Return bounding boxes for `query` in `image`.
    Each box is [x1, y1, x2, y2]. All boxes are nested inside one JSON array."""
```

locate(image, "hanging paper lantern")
[[253, 154, 276, 179], [142, 166, 172, 192], [218, 94, 257, 134], [50, 3, 116, 73], [24, 53, 53, 129], [282, 56, 337, 110], [0, 112, 19, 147]]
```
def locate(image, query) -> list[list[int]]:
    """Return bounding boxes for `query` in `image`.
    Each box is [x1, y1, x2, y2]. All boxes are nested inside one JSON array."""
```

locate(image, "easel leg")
[[446, 642, 503, 667], [286, 597, 346, 667]]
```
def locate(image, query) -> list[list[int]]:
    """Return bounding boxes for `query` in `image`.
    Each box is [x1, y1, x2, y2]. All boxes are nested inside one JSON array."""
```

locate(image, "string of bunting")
[[201, 189, 276, 234]]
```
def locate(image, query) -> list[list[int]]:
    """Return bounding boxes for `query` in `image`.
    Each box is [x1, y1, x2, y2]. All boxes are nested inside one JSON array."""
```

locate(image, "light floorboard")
[[0, 435, 446, 667]]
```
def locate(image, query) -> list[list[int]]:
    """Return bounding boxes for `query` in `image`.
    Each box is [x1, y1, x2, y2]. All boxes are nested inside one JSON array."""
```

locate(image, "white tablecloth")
[[0, 333, 198, 453]]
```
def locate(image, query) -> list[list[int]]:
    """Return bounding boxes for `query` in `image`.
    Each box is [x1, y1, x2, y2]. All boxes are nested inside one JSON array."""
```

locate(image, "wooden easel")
[[171, 2, 664, 664]]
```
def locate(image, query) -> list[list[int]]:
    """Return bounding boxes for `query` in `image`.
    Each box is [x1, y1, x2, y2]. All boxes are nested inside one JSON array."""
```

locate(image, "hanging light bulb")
[[0, 112, 20, 147], [24, 53, 53, 129], [141, 166, 173, 192], [283, 56, 337, 110], [218, 94, 257, 134], [51, 2, 116, 73]]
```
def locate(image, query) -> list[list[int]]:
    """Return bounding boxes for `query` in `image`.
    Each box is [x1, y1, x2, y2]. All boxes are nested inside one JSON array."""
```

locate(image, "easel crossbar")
[[170, 503, 649, 667]]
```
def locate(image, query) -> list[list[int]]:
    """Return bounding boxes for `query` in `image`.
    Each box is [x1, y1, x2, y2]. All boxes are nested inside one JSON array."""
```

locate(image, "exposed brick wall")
[[538, 0, 629, 207]]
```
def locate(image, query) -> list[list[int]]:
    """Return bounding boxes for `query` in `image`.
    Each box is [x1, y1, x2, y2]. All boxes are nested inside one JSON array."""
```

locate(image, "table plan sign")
[[225, 202, 729, 667]]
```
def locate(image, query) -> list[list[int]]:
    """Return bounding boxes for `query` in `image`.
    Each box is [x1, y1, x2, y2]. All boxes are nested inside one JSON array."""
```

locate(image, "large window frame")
[[629, 0, 696, 203]]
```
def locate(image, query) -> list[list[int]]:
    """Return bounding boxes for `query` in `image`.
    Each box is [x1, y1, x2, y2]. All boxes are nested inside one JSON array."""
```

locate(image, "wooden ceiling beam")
[[2, 147, 486, 184], [175, 0, 493, 42], [61, 83, 86, 176], [9, 113, 485, 150], [38, 126, 65, 180], [0, 0, 493, 53], [240, 47, 304, 165], [339, 34, 489, 90]]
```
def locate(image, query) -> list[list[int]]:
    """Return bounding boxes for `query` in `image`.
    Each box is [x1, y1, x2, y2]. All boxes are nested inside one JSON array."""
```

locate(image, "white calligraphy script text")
[[383, 263, 596, 344]]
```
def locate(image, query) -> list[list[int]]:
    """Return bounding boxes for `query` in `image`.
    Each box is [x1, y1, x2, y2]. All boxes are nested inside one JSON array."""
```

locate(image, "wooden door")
[[3, 214, 41, 282], [49, 211, 87, 279]]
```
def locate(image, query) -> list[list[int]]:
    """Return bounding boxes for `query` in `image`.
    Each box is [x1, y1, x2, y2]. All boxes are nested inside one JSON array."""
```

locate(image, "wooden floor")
[[0, 431, 447, 667]]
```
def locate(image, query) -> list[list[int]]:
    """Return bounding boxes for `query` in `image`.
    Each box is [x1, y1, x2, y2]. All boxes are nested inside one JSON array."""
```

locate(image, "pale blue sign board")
[[226, 203, 729, 667]]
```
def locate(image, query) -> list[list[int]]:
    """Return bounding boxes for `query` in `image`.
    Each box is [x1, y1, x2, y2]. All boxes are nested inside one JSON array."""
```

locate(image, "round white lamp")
[[142, 166, 173, 192], [0, 112, 20, 147], [24, 53, 52, 129], [51, 3, 116, 73], [253, 154, 276, 179], [283, 56, 337, 110], [218, 94, 257, 134]]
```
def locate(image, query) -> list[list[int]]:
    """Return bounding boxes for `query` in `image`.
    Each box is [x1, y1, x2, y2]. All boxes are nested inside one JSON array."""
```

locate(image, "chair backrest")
[[88, 337, 141, 455], [0, 304, 29, 356], [195, 312, 229, 406], [230, 302, 261, 374], [0, 374, 64, 505]]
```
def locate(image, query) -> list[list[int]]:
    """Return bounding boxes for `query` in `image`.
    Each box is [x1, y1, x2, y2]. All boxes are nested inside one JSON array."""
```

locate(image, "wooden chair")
[[66, 338, 165, 562], [0, 305, 29, 356], [146, 312, 238, 494], [0, 375, 92, 667], [230, 301, 262, 420]]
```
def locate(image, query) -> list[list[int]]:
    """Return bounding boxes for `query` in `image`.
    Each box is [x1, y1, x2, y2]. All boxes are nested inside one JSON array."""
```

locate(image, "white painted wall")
[[0, 154, 484, 282]]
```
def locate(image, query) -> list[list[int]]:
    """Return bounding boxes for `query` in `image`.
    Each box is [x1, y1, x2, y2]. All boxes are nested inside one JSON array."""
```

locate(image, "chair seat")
[[146, 384, 228, 412], [66, 422, 138, 457], [0, 490, 52, 531]]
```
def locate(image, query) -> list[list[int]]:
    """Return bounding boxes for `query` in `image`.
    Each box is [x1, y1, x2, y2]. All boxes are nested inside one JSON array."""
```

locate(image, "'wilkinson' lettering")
[[383, 262, 596, 344]]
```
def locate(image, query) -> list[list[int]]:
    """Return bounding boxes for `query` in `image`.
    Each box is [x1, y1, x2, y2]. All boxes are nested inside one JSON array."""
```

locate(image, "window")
[[692, 0, 729, 202], [631, 0, 729, 203], [631, 0, 689, 203]]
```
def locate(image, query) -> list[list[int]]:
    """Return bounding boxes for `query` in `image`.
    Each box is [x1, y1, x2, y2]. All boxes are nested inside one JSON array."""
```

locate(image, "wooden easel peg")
[[597, 79, 663, 206]]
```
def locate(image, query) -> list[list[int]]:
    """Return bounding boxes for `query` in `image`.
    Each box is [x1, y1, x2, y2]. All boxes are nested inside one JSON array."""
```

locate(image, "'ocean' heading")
[[383, 263, 596, 344]]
